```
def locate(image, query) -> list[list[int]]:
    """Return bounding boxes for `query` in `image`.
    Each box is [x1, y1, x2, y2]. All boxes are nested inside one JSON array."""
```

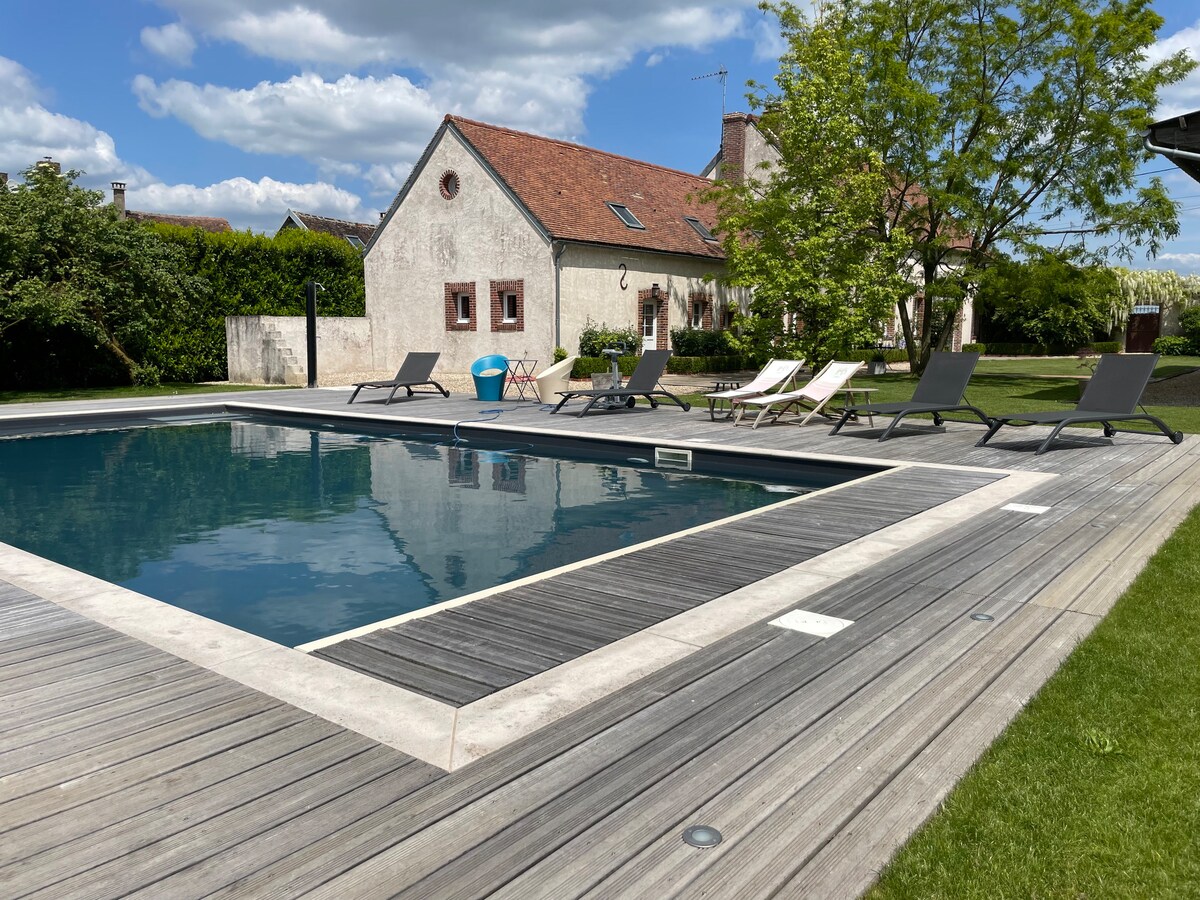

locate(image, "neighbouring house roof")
[[374, 115, 724, 260], [278, 209, 377, 248], [125, 210, 233, 233], [1144, 110, 1200, 185]]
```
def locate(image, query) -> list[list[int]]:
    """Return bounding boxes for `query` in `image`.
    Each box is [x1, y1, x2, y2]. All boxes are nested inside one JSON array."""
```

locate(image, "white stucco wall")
[[557, 244, 742, 354], [365, 130, 554, 372], [226, 315, 372, 384]]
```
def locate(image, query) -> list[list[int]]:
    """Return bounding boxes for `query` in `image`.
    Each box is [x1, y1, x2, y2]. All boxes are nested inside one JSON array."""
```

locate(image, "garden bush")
[[1152, 335, 1194, 356], [1089, 341, 1121, 354], [1179, 306, 1200, 345], [577, 319, 642, 357], [842, 349, 909, 364], [665, 355, 747, 374], [570, 356, 640, 379], [962, 342, 986, 354], [670, 327, 736, 357]]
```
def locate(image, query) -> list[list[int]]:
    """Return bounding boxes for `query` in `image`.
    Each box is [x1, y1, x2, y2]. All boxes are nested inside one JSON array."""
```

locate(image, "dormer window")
[[607, 202, 645, 229], [344, 235, 365, 250], [684, 216, 717, 242]]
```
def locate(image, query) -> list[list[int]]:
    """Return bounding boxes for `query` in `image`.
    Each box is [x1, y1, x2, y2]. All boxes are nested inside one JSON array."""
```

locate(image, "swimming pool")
[[0, 414, 874, 646]]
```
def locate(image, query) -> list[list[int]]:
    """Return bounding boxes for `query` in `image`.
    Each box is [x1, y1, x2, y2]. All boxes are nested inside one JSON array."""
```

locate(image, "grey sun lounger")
[[551, 349, 692, 417], [347, 351, 450, 404], [829, 350, 991, 441], [977, 352, 1183, 455]]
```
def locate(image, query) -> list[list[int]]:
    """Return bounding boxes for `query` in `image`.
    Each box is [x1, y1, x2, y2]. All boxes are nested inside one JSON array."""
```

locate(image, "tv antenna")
[[692, 65, 728, 117]]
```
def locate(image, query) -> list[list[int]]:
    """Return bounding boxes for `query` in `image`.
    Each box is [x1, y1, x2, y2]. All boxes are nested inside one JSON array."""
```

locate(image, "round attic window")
[[439, 170, 460, 200]]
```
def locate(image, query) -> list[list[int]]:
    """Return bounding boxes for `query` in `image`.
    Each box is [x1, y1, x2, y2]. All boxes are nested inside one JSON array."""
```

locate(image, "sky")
[[2, 1, 1199, 272]]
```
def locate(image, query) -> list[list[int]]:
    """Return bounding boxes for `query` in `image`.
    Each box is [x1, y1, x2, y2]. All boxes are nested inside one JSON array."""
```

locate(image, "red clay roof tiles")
[[447, 116, 724, 260]]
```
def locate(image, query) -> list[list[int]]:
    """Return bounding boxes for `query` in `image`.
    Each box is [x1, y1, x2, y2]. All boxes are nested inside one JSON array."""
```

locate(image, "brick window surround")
[[444, 282, 476, 332], [689, 292, 714, 330], [490, 279, 524, 332], [637, 288, 670, 351]]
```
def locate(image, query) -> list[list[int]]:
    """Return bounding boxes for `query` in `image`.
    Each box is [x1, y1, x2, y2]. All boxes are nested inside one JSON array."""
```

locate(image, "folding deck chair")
[[551, 349, 691, 417], [732, 360, 864, 429], [977, 353, 1183, 455], [829, 351, 992, 441], [704, 358, 805, 421], [347, 352, 449, 405]]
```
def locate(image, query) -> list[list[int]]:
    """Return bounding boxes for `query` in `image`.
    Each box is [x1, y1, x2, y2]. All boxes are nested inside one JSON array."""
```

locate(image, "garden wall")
[[226, 316, 372, 384]]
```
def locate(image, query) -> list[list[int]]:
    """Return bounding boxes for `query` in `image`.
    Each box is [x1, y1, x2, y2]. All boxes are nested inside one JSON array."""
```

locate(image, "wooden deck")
[[1, 386, 1197, 898]]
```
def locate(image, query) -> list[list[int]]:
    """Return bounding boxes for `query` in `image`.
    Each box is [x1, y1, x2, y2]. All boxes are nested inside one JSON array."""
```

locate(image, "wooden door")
[[1125, 307, 1161, 353]]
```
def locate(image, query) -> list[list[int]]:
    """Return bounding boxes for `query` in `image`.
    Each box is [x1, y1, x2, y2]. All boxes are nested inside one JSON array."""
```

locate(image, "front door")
[[642, 301, 657, 352], [1125, 306, 1162, 353]]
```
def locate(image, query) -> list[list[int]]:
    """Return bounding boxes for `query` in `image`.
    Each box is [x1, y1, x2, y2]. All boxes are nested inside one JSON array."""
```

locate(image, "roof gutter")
[[1142, 132, 1200, 163]]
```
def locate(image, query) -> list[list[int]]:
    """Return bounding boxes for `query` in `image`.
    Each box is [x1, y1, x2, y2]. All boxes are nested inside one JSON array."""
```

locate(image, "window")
[[684, 216, 717, 242], [607, 202, 645, 229], [503, 292, 518, 322], [439, 170, 460, 200], [691, 301, 704, 329], [457, 293, 471, 323], [343, 234, 365, 250]]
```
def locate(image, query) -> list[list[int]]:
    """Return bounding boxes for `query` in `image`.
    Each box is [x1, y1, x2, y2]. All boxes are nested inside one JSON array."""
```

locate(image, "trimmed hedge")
[[843, 349, 909, 364], [670, 328, 736, 356], [1089, 341, 1121, 354], [569, 354, 748, 379], [963, 342, 986, 354]]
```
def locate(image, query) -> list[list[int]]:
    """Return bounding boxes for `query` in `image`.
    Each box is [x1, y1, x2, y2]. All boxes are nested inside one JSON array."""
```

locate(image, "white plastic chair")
[[535, 356, 578, 403]]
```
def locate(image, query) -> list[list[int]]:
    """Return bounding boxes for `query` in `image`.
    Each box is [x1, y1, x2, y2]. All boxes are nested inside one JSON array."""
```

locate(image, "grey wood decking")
[[1, 386, 1197, 898], [314, 466, 1001, 705]]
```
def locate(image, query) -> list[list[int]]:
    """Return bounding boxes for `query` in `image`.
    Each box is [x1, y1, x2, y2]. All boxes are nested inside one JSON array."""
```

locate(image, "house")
[[277, 209, 377, 250], [110, 182, 232, 233], [362, 115, 745, 371]]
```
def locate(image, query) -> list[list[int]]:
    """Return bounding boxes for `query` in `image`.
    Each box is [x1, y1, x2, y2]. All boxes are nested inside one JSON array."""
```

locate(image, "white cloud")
[[1156, 252, 1200, 274], [646, 52, 665, 67], [133, 72, 440, 164], [130, 176, 372, 231], [141, 23, 198, 66], [1149, 21, 1200, 120], [0, 56, 147, 186]]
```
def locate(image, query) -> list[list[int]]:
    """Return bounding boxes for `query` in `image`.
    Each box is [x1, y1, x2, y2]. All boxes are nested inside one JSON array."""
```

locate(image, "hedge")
[[964, 340, 1121, 356], [569, 354, 748, 379], [1152, 335, 1195, 356], [842, 349, 909, 364], [145, 225, 366, 382]]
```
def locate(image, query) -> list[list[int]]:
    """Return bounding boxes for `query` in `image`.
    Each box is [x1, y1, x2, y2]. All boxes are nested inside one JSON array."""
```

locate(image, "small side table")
[[709, 379, 742, 418], [834, 385, 877, 426], [504, 359, 538, 401]]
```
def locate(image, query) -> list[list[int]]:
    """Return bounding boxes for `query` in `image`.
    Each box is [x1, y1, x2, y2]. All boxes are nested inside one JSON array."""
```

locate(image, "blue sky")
[[2, 1, 1199, 272]]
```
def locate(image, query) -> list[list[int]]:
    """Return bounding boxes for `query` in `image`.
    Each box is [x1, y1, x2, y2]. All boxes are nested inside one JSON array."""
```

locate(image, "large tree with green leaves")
[[0, 164, 198, 384], [705, 4, 914, 367], [834, 0, 1195, 371]]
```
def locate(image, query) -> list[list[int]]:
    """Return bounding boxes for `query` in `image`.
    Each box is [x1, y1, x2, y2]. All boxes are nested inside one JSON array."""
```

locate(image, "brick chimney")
[[719, 112, 753, 185], [112, 182, 127, 216], [37, 157, 61, 175]]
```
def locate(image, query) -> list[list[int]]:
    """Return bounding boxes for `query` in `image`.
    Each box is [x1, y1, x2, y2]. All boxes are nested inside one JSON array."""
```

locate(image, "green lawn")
[[0, 383, 292, 405], [973, 355, 1200, 379], [866, 502, 1200, 899]]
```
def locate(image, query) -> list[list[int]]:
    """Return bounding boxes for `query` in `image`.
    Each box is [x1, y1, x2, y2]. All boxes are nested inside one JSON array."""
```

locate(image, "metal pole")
[[305, 281, 323, 388]]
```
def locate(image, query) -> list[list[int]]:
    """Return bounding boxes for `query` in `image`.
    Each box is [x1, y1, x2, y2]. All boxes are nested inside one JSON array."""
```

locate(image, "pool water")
[[0, 418, 841, 646]]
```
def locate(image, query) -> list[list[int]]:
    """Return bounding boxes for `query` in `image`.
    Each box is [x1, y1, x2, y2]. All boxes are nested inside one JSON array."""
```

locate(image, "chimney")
[[37, 157, 61, 175], [379, 211, 385, 220], [719, 112, 750, 185], [112, 182, 127, 216]]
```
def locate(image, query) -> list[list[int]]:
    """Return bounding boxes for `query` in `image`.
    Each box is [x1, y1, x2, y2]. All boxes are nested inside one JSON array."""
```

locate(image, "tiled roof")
[[126, 210, 232, 233], [447, 116, 724, 260], [288, 211, 377, 245]]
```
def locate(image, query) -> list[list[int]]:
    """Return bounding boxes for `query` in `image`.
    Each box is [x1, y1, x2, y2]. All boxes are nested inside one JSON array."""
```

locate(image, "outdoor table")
[[709, 378, 743, 417], [833, 385, 877, 426], [504, 359, 538, 401]]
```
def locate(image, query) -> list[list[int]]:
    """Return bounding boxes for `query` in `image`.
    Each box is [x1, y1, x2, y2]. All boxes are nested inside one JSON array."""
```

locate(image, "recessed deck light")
[[970, 613, 995, 622], [683, 825, 723, 848]]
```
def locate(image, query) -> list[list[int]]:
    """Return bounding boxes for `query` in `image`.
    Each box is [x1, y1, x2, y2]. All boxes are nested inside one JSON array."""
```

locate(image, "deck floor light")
[[970, 612, 995, 622], [682, 825, 723, 848]]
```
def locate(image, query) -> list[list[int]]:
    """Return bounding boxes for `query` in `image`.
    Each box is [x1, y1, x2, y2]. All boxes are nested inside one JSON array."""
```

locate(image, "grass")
[[866, 502, 1200, 900], [973, 355, 1200, 379], [0, 383, 292, 405]]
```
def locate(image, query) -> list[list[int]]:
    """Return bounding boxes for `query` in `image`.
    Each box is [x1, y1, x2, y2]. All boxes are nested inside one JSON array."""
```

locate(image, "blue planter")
[[470, 354, 508, 401]]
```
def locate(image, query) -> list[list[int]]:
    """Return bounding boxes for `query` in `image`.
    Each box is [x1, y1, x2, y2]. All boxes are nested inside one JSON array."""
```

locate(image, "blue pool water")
[[0, 417, 853, 646]]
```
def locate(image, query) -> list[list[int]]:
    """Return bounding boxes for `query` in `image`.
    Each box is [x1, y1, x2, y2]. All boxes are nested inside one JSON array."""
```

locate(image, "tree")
[[837, 0, 1195, 371], [977, 252, 1118, 349], [704, 4, 914, 367], [0, 164, 198, 384]]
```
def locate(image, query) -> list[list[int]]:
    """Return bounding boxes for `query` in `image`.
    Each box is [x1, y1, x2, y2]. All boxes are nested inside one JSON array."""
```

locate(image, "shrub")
[[670, 328, 736, 357], [1089, 341, 1121, 354], [962, 342, 987, 354], [552, 346, 568, 364], [841, 349, 908, 364], [664, 355, 747, 374], [1179, 306, 1200, 344], [577, 318, 642, 357], [982, 342, 1071, 356], [1152, 335, 1194, 356], [570, 356, 640, 379]]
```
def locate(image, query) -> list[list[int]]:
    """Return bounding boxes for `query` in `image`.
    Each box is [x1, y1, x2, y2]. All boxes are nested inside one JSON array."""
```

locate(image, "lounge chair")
[[704, 358, 805, 421], [551, 349, 691, 417], [829, 351, 992, 441], [977, 353, 1183, 455], [347, 352, 449, 405], [732, 360, 864, 429]]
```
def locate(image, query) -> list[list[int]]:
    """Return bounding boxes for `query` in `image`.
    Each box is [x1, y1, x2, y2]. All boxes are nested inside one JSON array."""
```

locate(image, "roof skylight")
[[607, 202, 645, 229], [684, 216, 717, 242]]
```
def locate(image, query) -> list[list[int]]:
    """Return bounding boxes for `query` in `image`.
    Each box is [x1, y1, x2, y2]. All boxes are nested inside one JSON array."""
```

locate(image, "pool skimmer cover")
[[769, 609, 854, 638]]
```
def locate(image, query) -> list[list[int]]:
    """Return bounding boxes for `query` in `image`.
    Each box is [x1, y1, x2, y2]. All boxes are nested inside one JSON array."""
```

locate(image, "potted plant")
[[867, 350, 888, 376]]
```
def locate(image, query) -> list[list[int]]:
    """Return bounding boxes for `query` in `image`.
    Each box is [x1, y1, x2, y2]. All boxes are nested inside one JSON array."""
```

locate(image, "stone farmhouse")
[[227, 112, 973, 383]]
